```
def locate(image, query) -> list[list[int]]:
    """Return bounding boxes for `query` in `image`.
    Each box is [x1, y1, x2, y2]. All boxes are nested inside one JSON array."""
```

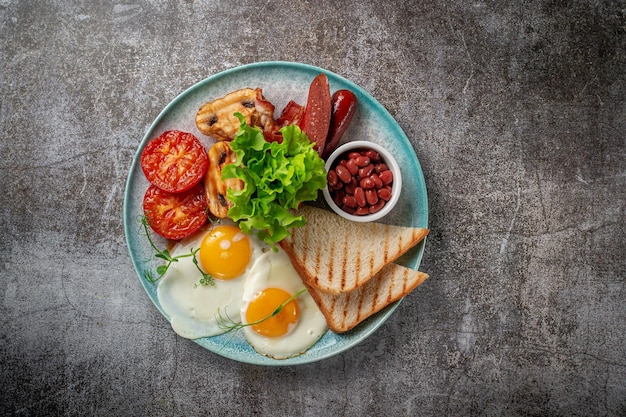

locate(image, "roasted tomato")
[[143, 183, 208, 240], [141, 130, 209, 193]]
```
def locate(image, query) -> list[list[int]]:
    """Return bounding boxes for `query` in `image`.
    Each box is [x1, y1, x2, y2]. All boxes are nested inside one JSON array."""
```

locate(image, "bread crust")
[[306, 264, 429, 333], [279, 205, 429, 294]]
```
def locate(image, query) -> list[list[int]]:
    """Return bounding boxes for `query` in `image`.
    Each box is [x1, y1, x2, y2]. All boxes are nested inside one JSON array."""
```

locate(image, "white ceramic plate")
[[123, 62, 428, 365]]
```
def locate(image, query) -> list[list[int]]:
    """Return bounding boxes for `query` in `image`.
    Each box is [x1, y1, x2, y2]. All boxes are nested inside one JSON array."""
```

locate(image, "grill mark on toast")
[[300, 225, 308, 265], [328, 239, 335, 280], [355, 287, 364, 322], [410, 229, 421, 251], [371, 279, 379, 311], [354, 245, 361, 288], [387, 268, 396, 303], [383, 225, 390, 263], [327, 295, 338, 330], [342, 292, 350, 324], [314, 244, 322, 286], [341, 232, 349, 291], [397, 232, 404, 263], [402, 268, 409, 294], [329, 295, 337, 316]]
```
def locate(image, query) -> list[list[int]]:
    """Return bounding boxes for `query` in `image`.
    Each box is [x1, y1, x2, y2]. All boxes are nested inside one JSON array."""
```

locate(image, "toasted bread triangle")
[[279, 205, 429, 294], [306, 264, 429, 333]]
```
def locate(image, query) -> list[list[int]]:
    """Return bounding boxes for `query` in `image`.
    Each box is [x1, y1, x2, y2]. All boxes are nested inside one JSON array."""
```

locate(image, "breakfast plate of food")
[[123, 61, 429, 365]]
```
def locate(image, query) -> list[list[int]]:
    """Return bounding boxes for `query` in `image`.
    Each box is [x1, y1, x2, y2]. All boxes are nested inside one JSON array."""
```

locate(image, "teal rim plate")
[[123, 61, 428, 366]]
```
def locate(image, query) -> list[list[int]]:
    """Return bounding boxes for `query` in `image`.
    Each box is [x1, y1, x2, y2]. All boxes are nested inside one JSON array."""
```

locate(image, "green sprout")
[[216, 288, 308, 334], [141, 216, 215, 287]]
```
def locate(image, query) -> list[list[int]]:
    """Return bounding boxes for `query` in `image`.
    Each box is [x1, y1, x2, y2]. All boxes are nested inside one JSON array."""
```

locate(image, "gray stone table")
[[1, 1, 624, 416]]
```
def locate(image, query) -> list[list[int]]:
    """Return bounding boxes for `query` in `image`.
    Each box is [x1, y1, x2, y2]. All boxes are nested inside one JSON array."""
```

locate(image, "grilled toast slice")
[[306, 264, 429, 333], [279, 205, 429, 294]]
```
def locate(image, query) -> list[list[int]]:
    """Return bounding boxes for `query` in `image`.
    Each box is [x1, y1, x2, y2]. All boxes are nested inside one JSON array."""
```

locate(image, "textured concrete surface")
[[1, 1, 625, 416]]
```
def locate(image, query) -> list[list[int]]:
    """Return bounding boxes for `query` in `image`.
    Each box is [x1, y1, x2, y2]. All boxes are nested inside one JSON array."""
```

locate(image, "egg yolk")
[[199, 225, 251, 280], [246, 288, 300, 337]]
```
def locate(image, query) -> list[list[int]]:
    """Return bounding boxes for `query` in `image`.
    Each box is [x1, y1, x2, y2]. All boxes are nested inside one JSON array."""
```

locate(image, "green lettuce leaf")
[[222, 113, 327, 247]]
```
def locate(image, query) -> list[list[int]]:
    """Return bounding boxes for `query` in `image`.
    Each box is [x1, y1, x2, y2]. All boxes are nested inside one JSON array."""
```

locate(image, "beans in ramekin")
[[327, 148, 394, 216]]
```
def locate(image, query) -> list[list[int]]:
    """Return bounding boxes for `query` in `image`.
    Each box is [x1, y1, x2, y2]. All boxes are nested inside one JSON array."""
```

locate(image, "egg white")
[[240, 249, 328, 359], [157, 221, 267, 339]]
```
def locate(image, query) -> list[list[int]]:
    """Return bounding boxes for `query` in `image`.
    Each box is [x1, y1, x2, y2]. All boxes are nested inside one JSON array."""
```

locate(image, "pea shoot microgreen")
[[216, 288, 308, 334], [141, 216, 215, 287]]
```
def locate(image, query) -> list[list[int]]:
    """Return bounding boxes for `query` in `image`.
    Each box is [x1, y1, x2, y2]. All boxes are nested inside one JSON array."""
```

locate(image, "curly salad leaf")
[[222, 113, 327, 246]]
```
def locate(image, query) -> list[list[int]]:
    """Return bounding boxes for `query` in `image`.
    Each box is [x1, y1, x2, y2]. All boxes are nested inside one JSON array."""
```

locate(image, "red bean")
[[364, 150, 380, 161], [342, 205, 356, 214], [354, 187, 366, 207], [378, 187, 392, 201], [335, 165, 351, 183], [333, 189, 346, 206], [379, 170, 393, 185], [343, 195, 357, 208], [355, 207, 370, 216], [360, 177, 375, 189], [375, 163, 388, 173], [354, 155, 370, 167], [348, 152, 361, 159], [330, 181, 343, 191], [365, 189, 378, 205], [358, 164, 374, 179], [371, 173, 383, 188], [327, 169, 338, 187], [346, 158, 359, 175], [369, 199, 385, 213]]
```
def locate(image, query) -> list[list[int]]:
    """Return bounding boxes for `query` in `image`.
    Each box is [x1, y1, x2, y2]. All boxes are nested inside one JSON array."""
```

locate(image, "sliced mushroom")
[[205, 141, 243, 218], [196, 88, 275, 141]]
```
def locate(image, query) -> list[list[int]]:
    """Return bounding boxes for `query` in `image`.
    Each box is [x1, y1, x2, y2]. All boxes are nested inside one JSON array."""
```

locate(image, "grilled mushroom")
[[205, 141, 244, 218], [196, 88, 275, 141]]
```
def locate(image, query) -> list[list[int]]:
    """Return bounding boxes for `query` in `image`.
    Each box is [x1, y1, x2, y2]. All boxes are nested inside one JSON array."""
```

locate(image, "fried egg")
[[240, 249, 328, 359], [157, 220, 267, 339]]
